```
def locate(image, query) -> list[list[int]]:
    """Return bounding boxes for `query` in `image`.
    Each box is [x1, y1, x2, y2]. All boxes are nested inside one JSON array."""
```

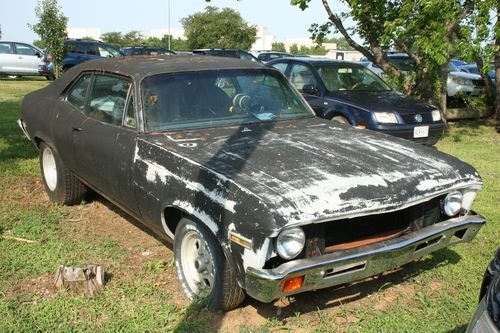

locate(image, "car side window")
[[289, 64, 318, 92], [15, 44, 38, 56], [271, 62, 288, 74], [67, 74, 92, 112], [0, 42, 12, 54], [87, 75, 130, 126]]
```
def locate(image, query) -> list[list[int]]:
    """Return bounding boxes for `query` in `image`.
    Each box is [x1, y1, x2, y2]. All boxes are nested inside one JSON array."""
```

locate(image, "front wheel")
[[174, 217, 245, 311], [39, 142, 87, 205], [331, 115, 350, 125]]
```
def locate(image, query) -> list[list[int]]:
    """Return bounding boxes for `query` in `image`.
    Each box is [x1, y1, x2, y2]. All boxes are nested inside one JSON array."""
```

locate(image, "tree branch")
[[321, 0, 401, 77]]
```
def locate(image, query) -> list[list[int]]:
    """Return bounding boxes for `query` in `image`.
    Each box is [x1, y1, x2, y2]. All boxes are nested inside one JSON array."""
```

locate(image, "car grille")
[[400, 113, 434, 124], [303, 196, 442, 256], [472, 79, 486, 87], [263, 197, 444, 269]]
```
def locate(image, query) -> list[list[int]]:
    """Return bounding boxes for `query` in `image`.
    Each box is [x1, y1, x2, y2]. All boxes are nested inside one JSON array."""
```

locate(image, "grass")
[[0, 78, 499, 332]]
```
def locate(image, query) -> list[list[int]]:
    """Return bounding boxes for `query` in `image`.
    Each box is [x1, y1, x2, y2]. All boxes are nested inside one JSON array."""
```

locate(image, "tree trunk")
[[474, 57, 495, 100], [439, 63, 449, 126], [413, 63, 439, 102], [54, 264, 104, 297]]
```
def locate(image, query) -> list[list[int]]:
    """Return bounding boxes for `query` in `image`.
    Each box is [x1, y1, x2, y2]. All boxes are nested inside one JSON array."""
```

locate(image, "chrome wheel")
[[42, 147, 58, 191], [180, 230, 215, 296]]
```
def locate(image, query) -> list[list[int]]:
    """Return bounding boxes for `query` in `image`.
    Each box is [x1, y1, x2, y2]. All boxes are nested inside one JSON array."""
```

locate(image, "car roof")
[[64, 55, 264, 81], [268, 57, 362, 67], [459, 64, 477, 68], [193, 48, 243, 51], [257, 51, 291, 54]]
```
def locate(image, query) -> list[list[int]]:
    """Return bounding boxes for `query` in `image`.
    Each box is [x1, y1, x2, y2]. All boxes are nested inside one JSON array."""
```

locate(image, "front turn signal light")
[[282, 276, 304, 293]]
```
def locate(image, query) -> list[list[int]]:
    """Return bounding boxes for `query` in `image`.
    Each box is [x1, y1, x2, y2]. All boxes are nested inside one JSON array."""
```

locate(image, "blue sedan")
[[267, 58, 445, 145]]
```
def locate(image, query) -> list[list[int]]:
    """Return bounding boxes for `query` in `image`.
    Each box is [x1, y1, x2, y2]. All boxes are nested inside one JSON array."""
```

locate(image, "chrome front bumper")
[[245, 214, 485, 303]]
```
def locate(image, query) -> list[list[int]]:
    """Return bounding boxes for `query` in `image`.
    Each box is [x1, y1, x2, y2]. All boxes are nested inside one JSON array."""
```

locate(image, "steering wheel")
[[351, 82, 363, 90], [232, 94, 251, 114]]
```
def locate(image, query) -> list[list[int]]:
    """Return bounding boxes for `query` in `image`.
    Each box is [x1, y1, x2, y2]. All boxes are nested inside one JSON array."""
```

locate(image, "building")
[[325, 44, 363, 62], [251, 26, 275, 51]]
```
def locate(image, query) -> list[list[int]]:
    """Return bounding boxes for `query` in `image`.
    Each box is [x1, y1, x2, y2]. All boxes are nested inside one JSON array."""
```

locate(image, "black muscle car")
[[19, 56, 485, 311]]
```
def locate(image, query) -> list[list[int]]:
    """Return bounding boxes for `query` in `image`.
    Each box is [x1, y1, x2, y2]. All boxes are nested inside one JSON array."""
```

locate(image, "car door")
[[287, 62, 324, 115], [56, 73, 139, 214], [0, 42, 17, 73], [13, 43, 43, 75]]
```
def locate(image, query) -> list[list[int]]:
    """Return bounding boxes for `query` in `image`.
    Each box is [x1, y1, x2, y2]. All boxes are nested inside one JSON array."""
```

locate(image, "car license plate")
[[414, 126, 429, 138]]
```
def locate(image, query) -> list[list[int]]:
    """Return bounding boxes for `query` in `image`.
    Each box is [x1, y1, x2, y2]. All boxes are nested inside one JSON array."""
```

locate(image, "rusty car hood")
[[138, 117, 482, 226]]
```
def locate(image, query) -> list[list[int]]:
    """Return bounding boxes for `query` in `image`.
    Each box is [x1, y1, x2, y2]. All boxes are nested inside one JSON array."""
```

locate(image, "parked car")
[[386, 52, 417, 72], [42, 39, 124, 79], [447, 63, 485, 98], [378, 54, 485, 99], [0, 41, 47, 78], [451, 58, 468, 67], [251, 51, 293, 63], [358, 60, 384, 76], [459, 64, 496, 87], [192, 48, 260, 62], [19, 56, 485, 311], [268, 57, 445, 145], [467, 248, 500, 332], [122, 47, 176, 56]]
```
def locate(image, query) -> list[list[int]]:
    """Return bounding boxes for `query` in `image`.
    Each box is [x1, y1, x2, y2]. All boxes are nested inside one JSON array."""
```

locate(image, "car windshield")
[[315, 64, 392, 92], [101, 46, 123, 58], [141, 69, 313, 132], [449, 63, 460, 72]]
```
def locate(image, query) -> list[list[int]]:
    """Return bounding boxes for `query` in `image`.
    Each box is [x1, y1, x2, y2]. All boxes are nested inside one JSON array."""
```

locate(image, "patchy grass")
[[0, 79, 498, 332]]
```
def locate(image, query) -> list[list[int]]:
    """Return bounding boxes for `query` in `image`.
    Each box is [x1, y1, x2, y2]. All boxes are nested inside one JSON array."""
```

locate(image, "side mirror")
[[302, 84, 319, 95], [35, 51, 42, 58]]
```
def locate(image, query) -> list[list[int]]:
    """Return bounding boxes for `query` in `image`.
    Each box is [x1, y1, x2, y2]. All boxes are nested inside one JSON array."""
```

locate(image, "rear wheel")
[[331, 115, 350, 124], [39, 142, 87, 205], [174, 217, 245, 311]]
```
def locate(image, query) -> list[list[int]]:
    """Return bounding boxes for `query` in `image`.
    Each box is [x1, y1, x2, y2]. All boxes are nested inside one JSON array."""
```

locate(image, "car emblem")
[[414, 114, 423, 123]]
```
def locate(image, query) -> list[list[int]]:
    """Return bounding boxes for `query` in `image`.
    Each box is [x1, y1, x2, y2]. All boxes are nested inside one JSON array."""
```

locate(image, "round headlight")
[[276, 227, 305, 260], [443, 191, 463, 216]]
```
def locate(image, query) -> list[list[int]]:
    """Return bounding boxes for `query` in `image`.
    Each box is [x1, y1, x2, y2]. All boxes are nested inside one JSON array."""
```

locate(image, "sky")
[[0, 0, 351, 44]]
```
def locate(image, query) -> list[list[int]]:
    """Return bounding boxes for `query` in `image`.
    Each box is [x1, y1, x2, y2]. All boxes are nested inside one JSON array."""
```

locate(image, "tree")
[[289, 44, 299, 54], [297, 45, 328, 55], [33, 40, 46, 49], [0, 25, 2, 40], [291, 0, 497, 116], [272, 42, 287, 52], [455, 0, 499, 122], [322, 36, 352, 50], [146, 35, 189, 52], [182, 6, 257, 50], [101, 32, 125, 48], [123, 30, 144, 47], [29, 0, 67, 78]]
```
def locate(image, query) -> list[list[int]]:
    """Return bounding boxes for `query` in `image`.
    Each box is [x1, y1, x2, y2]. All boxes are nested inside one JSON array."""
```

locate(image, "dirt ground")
[[11, 175, 442, 332]]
